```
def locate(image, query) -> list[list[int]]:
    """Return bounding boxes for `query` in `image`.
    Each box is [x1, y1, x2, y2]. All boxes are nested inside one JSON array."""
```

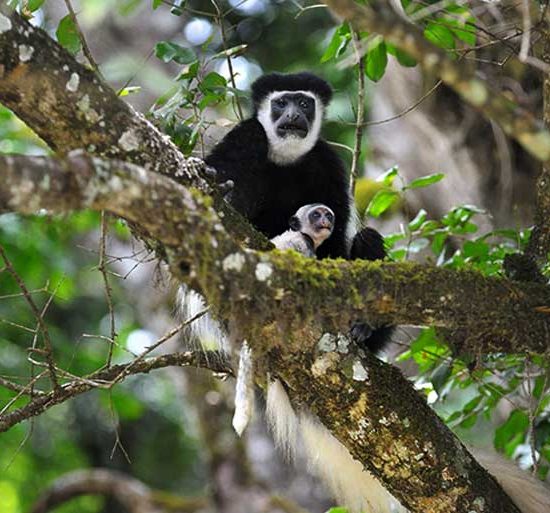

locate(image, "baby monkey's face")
[[301, 205, 335, 249], [308, 205, 334, 238]]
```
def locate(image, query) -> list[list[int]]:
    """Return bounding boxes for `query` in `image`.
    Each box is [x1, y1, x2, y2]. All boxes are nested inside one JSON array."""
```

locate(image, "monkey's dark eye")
[[326, 213, 334, 222], [312, 211, 321, 219], [275, 98, 286, 108], [299, 100, 309, 109]]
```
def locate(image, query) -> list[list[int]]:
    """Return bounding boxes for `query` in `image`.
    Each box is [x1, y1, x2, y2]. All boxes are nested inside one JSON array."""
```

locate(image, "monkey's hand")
[[350, 322, 394, 354], [349, 321, 373, 344], [187, 157, 234, 196]]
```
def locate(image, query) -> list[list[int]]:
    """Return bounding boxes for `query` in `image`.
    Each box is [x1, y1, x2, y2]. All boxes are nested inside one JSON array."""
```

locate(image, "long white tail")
[[232, 341, 255, 436], [475, 450, 550, 513], [266, 380, 550, 513]]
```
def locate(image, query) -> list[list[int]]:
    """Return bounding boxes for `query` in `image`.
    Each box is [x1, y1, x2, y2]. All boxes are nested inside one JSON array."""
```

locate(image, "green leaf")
[[394, 47, 417, 67], [27, 0, 46, 12], [443, 5, 476, 46], [152, 0, 164, 8], [365, 39, 388, 82], [321, 24, 351, 63], [377, 166, 399, 186], [462, 240, 489, 259], [200, 71, 227, 90], [410, 327, 437, 355], [155, 41, 196, 65], [56, 15, 82, 55], [494, 410, 529, 451], [325, 508, 349, 513], [387, 43, 417, 67], [118, 86, 142, 97], [366, 190, 399, 218], [459, 414, 478, 430], [177, 60, 200, 81], [404, 173, 444, 190], [424, 22, 455, 50], [408, 209, 427, 231]]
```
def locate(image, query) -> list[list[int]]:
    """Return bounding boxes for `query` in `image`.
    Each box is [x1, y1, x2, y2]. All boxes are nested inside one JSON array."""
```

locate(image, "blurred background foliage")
[[1, 1, 549, 512]]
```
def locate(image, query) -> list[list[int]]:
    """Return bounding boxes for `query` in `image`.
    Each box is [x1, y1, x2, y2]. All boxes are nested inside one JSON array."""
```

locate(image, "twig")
[[0, 371, 48, 417], [108, 391, 131, 464], [62, 0, 103, 78], [0, 376, 44, 396], [98, 212, 117, 366], [0, 349, 231, 433], [519, 0, 532, 62], [29, 281, 61, 397], [30, 468, 208, 513], [0, 245, 60, 390], [350, 29, 366, 196], [210, 0, 244, 120], [108, 309, 209, 386]]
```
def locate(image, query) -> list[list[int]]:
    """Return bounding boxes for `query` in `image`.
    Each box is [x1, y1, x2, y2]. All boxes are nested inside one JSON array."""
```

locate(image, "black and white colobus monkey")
[[204, 71, 391, 352], [195, 72, 550, 513]]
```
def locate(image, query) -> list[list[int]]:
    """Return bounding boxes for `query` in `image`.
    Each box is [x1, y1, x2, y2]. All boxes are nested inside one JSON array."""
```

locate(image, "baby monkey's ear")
[[289, 215, 301, 231]]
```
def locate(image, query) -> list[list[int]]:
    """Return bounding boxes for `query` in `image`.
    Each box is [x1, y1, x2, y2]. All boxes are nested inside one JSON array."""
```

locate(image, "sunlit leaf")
[[424, 22, 455, 50], [56, 15, 81, 55], [365, 38, 387, 82], [366, 190, 399, 217], [404, 173, 445, 190], [155, 41, 196, 64]]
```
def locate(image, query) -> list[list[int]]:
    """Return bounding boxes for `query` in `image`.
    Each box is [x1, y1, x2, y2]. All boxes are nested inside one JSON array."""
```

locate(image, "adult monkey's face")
[[270, 92, 316, 139]]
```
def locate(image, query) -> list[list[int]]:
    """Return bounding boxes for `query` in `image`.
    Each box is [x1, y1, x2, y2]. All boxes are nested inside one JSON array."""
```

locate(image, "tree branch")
[[0, 348, 231, 433], [1, 154, 548, 353], [0, 115, 543, 513], [30, 468, 208, 513], [526, 18, 550, 264], [272, 347, 523, 513], [0, 5, 270, 250], [323, 0, 550, 163], [0, 8, 548, 511]]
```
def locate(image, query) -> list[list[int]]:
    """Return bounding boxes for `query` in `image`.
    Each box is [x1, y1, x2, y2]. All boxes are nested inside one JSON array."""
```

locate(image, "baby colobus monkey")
[[233, 204, 335, 436], [271, 203, 335, 257]]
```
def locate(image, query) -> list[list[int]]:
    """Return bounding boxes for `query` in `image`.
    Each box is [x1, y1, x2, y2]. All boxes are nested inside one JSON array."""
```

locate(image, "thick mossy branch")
[[323, 0, 550, 163], [1, 154, 549, 356], [0, 5, 270, 251], [0, 141, 539, 513], [270, 346, 522, 513]]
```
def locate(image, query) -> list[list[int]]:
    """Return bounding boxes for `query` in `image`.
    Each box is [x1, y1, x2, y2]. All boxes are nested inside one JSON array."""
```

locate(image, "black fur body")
[[205, 72, 392, 352], [206, 118, 350, 260]]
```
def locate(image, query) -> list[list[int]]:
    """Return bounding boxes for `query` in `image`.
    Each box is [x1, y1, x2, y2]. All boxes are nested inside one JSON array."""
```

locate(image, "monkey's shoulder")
[[206, 118, 268, 173]]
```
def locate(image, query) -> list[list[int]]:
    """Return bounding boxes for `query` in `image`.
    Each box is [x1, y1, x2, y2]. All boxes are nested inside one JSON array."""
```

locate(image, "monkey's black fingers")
[[186, 156, 207, 175], [350, 321, 373, 344], [351, 323, 394, 355], [203, 165, 218, 180], [218, 180, 234, 195]]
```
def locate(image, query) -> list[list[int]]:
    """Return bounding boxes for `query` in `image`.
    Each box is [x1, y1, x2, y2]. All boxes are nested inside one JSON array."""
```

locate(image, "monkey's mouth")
[[277, 123, 308, 138], [316, 226, 333, 234]]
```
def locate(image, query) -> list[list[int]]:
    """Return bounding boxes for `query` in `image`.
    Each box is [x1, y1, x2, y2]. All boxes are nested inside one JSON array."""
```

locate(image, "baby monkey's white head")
[[289, 203, 335, 250]]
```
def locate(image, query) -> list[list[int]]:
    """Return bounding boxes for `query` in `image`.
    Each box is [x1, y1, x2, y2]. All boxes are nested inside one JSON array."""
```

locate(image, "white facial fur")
[[257, 90, 324, 166], [295, 204, 334, 249]]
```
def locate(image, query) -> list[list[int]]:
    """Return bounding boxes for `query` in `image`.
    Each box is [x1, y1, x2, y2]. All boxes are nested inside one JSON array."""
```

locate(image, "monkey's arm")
[[350, 226, 395, 353], [205, 119, 269, 217]]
